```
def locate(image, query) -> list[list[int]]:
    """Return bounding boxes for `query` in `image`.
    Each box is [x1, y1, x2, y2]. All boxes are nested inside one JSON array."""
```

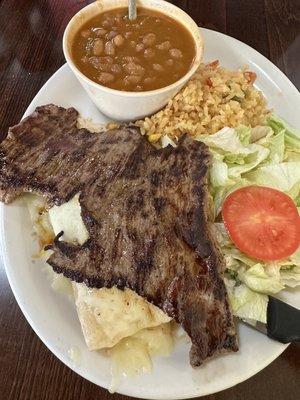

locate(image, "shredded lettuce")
[[267, 114, 300, 153], [209, 153, 232, 187], [280, 266, 300, 288], [246, 162, 300, 193], [250, 125, 273, 143], [267, 131, 285, 163], [225, 278, 268, 323], [198, 127, 270, 178], [238, 264, 285, 294]]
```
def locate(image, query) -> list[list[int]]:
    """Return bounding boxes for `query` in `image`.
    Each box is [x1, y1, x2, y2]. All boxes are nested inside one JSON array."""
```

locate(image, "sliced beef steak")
[[0, 105, 238, 365], [0, 104, 143, 205]]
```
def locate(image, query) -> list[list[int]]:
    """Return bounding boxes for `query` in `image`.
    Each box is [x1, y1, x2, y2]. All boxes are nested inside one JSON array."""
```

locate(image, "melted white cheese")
[[48, 193, 88, 245], [109, 323, 173, 393]]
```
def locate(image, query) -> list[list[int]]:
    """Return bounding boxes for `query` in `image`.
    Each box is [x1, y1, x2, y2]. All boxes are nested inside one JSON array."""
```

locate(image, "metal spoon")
[[128, 0, 137, 20]]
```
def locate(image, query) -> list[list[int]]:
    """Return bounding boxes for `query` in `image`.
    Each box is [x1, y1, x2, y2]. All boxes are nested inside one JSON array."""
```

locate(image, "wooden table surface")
[[0, 1, 299, 399]]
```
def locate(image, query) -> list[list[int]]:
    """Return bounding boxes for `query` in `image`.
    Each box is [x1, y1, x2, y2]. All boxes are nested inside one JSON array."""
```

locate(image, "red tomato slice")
[[221, 186, 300, 261]]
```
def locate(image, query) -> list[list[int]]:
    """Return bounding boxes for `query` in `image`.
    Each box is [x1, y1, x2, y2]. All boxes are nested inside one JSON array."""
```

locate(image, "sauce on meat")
[[71, 7, 196, 92]]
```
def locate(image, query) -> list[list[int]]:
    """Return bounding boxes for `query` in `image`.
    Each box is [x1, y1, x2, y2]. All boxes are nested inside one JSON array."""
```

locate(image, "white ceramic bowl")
[[63, 0, 203, 121]]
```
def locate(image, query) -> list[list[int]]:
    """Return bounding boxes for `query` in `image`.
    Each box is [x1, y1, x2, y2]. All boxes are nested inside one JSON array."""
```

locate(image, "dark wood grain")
[[226, 0, 269, 57], [265, 0, 300, 89], [0, 1, 299, 399]]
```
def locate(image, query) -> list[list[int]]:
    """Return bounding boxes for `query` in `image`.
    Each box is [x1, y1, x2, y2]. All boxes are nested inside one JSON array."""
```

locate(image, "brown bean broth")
[[71, 7, 196, 91]]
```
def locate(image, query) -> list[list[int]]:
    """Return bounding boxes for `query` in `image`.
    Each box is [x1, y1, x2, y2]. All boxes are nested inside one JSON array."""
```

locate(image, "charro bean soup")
[[71, 7, 196, 92]]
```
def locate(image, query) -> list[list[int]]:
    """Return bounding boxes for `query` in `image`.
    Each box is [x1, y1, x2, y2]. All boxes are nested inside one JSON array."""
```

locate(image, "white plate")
[[1, 29, 300, 400]]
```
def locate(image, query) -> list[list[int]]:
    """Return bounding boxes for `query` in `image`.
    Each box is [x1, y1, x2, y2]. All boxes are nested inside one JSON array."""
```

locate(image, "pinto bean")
[[98, 72, 114, 84], [89, 56, 101, 69], [144, 77, 156, 86], [113, 34, 124, 47], [165, 59, 174, 66], [135, 42, 145, 53], [122, 56, 139, 63], [94, 28, 107, 37], [153, 63, 164, 72], [92, 39, 104, 56], [169, 48, 183, 59], [156, 41, 171, 51], [98, 56, 113, 64], [124, 62, 145, 76], [106, 31, 118, 40], [105, 41, 115, 55], [142, 33, 156, 46], [110, 64, 122, 74], [143, 48, 155, 59], [124, 75, 142, 85]]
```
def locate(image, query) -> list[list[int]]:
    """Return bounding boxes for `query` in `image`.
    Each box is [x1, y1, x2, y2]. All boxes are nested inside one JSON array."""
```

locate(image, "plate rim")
[[1, 27, 298, 399]]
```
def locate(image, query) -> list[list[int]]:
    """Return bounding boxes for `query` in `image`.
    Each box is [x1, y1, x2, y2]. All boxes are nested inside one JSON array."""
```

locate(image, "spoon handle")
[[128, 0, 137, 20]]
